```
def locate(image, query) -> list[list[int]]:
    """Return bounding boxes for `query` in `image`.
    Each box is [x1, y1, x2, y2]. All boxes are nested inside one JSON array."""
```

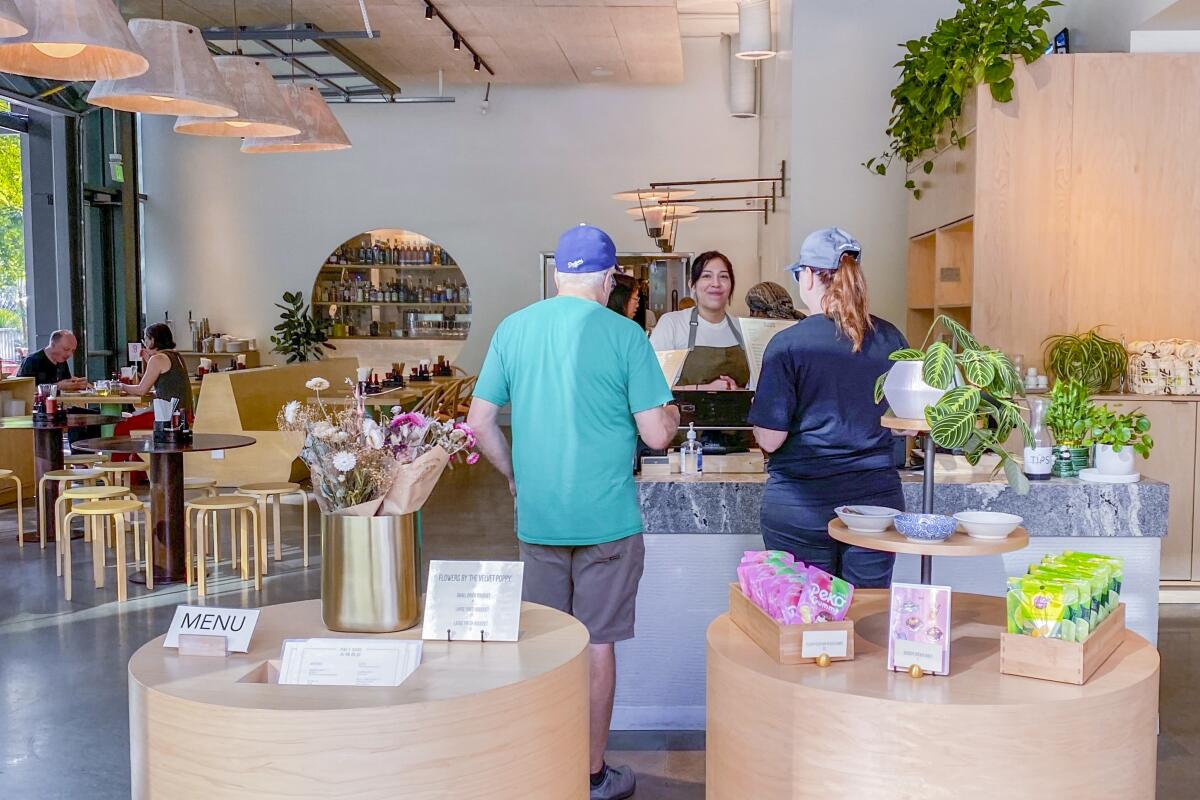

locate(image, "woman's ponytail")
[[817, 253, 874, 352]]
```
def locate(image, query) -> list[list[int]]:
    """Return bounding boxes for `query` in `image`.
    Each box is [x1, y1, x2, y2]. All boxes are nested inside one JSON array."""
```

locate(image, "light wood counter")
[[706, 589, 1159, 799], [129, 599, 589, 799]]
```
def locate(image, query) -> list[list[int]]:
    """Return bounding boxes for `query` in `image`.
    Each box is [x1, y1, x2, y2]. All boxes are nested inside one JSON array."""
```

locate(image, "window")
[[0, 100, 27, 373]]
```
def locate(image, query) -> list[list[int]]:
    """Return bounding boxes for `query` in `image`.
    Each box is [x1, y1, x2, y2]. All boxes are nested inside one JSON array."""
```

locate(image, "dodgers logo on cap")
[[555, 224, 617, 274]]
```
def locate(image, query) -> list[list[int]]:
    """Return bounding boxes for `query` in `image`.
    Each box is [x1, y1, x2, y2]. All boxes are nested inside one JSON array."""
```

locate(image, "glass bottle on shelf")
[[424, 243, 433, 265], [391, 239, 401, 265], [1024, 396, 1054, 481]]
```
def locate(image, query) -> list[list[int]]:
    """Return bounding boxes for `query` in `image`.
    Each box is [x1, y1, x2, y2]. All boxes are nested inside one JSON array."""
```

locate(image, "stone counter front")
[[637, 472, 1168, 538]]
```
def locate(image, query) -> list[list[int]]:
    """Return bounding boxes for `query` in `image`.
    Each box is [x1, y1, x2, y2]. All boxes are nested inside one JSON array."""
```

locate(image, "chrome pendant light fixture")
[[0, 0, 148, 81], [736, 0, 776, 60], [0, 0, 28, 39], [241, 84, 351, 153], [88, 19, 237, 118], [174, 55, 299, 138]]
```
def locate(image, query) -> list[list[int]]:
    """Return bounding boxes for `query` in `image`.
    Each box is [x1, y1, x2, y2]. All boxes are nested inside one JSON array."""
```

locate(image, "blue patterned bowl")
[[893, 513, 956, 543]]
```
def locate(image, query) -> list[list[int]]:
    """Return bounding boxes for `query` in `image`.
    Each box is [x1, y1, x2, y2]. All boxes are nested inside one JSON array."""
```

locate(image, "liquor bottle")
[[357, 241, 367, 263], [1024, 397, 1054, 481], [423, 243, 433, 265], [432, 244, 442, 265], [391, 240, 401, 265]]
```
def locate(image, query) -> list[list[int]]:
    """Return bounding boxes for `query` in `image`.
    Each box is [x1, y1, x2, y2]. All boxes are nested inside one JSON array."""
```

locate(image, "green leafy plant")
[[1083, 405, 1154, 459], [270, 290, 335, 363], [1043, 379, 1092, 446], [1043, 328, 1128, 392], [865, 0, 1060, 197], [874, 315, 1033, 493]]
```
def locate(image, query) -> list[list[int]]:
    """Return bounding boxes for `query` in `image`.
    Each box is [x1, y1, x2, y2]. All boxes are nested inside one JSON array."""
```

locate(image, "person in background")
[[17, 330, 87, 392], [650, 251, 749, 390], [606, 272, 640, 320], [468, 224, 679, 800], [749, 228, 908, 587], [121, 323, 195, 420], [746, 281, 806, 321]]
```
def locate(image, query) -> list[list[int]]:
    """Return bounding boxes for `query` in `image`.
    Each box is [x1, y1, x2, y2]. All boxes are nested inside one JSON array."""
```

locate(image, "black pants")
[[760, 468, 904, 588]]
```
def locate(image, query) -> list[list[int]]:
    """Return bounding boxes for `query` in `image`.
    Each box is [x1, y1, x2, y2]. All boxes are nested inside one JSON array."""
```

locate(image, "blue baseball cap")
[[787, 227, 862, 274], [555, 224, 617, 274]]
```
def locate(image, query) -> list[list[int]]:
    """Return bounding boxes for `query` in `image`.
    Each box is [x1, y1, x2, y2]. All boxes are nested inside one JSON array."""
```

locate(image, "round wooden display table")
[[707, 590, 1159, 799], [828, 518, 1029, 556], [129, 599, 589, 799]]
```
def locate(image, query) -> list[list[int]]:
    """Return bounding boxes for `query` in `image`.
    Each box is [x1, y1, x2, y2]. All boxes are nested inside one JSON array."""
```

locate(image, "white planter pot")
[[882, 360, 948, 420], [1095, 444, 1137, 476]]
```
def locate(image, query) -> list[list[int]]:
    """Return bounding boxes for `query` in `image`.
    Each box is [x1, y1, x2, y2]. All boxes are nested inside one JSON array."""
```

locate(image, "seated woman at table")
[[121, 323, 194, 420]]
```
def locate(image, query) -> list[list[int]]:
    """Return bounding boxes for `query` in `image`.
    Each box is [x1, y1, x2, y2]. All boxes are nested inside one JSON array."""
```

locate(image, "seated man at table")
[[17, 330, 88, 392]]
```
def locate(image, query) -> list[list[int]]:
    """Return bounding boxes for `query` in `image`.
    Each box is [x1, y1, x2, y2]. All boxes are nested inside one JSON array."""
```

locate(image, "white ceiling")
[[121, 0, 702, 85]]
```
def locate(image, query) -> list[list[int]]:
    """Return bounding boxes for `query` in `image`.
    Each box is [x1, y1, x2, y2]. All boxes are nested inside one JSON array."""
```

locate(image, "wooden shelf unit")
[[905, 217, 974, 345]]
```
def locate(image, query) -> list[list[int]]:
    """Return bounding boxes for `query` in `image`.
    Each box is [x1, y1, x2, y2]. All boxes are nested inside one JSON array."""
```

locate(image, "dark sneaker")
[[590, 764, 636, 800]]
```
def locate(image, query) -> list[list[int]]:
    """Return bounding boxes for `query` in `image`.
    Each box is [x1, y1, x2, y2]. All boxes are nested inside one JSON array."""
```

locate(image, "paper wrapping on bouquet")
[[380, 446, 451, 516], [309, 464, 385, 517], [338, 497, 385, 517]]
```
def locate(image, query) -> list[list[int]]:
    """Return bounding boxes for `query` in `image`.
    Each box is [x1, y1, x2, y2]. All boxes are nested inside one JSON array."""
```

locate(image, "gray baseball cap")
[[787, 227, 862, 273]]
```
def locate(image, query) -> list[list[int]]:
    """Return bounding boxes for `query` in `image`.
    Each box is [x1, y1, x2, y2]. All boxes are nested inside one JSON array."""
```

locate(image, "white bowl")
[[954, 511, 1023, 540], [835, 505, 902, 534]]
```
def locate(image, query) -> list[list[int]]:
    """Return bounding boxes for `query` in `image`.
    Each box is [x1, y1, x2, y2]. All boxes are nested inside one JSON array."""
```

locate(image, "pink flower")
[[466, 452, 480, 465], [389, 412, 429, 430]]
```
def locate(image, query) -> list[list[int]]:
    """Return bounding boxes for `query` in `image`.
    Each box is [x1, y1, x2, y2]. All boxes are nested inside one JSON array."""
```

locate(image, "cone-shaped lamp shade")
[[175, 56, 300, 138], [241, 84, 352, 153], [0, 0, 28, 38], [736, 0, 775, 60], [88, 20, 236, 117], [0, 0, 147, 81]]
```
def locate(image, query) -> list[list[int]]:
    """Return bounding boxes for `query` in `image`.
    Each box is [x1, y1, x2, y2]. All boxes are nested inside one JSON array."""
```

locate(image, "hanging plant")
[[270, 290, 335, 363], [1043, 328, 1128, 393], [865, 0, 1060, 197]]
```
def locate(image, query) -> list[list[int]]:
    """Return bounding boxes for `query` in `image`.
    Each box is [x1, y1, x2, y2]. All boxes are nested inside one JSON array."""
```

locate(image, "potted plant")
[[1043, 379, 1093, 477], [1082, 404, 1154, 477], [270, 290, 335, 363], [279, 380, 479, 632], [1043, 328, 1128, 393], [865, 0, 1061, 197], [875, 315, 1032, 493]]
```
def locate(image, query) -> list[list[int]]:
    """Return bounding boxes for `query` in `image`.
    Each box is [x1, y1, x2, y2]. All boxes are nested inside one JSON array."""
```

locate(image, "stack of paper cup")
[[356, 366, 372, 383]]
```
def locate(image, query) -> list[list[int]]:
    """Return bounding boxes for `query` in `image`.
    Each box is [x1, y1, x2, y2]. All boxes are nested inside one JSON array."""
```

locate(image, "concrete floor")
[[0, 461, 1195, 798]]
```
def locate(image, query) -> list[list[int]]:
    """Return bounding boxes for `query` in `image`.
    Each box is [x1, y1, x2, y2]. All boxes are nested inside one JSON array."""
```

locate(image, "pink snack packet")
[[741, 550, 794, 565], [764, 572, 808, 622], [792, 565, 855, 623]]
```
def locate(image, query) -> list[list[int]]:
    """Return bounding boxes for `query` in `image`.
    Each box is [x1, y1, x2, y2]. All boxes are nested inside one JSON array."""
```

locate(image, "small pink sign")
[[887, 582, 952, 675]]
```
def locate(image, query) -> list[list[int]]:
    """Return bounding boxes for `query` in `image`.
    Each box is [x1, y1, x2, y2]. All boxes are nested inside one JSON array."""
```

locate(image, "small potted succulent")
[[1043, 380, 1093, 477], [876, 315, 1032, 493], [1083, 405, 1153, 477]]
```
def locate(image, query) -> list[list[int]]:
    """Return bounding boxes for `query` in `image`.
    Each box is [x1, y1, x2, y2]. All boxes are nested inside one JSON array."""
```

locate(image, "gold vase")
[[321, 513, 420, 633]]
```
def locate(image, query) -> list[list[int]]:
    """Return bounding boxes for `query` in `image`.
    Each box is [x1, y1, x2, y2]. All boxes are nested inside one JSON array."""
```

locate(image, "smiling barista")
[[749, 228, 908, 588], [650, 251, 750, 390]]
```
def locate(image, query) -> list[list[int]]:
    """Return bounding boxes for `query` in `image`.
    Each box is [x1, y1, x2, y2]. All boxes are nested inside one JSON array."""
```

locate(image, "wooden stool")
[[54, 484, 137, 577], [100, 460, 149, 490], [238, 482, 310, 568], [61, 499, 146, 602], [185, 495, 262, 596], [0, 468, 25, 547], [183, 476, 218, 496], [64, 454, 103, 467], [38, 468, 107, 551]]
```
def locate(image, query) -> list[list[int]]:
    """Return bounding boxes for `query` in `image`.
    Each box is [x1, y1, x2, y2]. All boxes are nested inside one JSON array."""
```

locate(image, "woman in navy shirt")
[[749, 228, 907, 588]]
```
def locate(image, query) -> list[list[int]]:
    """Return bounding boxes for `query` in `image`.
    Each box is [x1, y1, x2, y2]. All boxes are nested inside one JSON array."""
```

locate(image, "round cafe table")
[[74, 434, 255, 585], [0, 413, 122, 543]]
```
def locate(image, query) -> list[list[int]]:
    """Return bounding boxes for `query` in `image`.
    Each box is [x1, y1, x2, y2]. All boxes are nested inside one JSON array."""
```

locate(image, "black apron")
[[678, 307, 751, 388]]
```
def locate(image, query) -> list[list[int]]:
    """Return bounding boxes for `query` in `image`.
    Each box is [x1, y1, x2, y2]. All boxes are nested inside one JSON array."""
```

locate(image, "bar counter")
[[613, 471, 1168, 730]]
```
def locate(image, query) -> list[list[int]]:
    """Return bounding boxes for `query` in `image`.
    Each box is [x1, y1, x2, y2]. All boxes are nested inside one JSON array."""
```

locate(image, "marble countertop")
[[637, 472, 1168, 538]]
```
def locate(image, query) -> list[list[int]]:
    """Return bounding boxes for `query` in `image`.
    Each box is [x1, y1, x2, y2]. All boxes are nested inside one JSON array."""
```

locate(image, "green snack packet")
[[1014, 576, 1077, 639], [1061, 552, 1124, 612], [1027, 568, 1093, 641], [1039, 556, 1112, 621]]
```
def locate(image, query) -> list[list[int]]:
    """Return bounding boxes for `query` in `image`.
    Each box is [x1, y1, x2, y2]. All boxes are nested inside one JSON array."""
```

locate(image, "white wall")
[[1052, 0, 1176, 52], [786, 0, 961, 324], [141, 37, 760, 373], [756, 0, 792, 283]]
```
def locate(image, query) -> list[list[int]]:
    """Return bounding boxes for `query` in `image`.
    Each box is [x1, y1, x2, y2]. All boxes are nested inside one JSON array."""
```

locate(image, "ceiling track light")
[[422, 0, 494, 76]]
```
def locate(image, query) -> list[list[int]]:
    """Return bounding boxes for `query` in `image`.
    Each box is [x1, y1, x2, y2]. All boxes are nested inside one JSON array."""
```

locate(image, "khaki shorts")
[[519, 534, 645, 644]]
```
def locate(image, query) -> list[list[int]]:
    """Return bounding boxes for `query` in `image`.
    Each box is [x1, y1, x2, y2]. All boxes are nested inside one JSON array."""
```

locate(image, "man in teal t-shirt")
[[468, 225, 678, 800]]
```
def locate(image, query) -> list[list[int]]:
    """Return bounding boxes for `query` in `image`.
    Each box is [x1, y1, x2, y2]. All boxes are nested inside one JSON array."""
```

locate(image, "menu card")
[[655, 349, 688, 387], [738, 317, 799, 390], [887, 583, 952, 675], [278, 638, 423, 687]]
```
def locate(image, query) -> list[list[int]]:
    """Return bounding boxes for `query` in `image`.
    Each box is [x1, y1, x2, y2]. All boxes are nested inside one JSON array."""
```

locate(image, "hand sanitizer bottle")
[[681, 422, 703, 475]]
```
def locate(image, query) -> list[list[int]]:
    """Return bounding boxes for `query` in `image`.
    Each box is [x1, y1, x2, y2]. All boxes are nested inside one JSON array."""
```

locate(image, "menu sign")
[[422, 560, 524, 642], [278, 638, 423, 687], [887, 583, 952, 675], [738, 317, 799, 390]]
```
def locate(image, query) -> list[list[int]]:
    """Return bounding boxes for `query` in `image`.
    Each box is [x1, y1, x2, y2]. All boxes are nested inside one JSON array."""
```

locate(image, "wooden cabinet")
[[1098, 396, 1198, 581], [904, 218, 974, 346]]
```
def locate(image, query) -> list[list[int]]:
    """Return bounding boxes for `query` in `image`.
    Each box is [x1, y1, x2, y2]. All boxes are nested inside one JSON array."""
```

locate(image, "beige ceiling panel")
[[538, 7, 617, 38], [467, 7, 552, 34], [559, 35, 624, 62], [604, 0, 677, 5], [532, 0, 606, 7]]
